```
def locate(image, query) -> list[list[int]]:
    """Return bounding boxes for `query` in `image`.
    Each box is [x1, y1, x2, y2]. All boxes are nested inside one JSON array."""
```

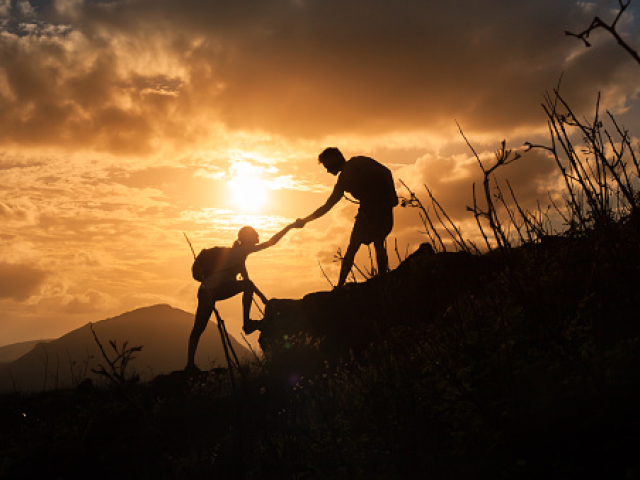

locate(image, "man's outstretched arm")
[[254, 223, 295, 251], [297, 186, 343, 227]]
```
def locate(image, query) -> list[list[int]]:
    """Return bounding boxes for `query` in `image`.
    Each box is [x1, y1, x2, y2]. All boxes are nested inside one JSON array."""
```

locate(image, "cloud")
[[0, 26, 178, 154], [23, 277, 117, 315], [269, 174, 326, 193], [0, 199, 39, 225], [0, 261, 48, 300], [393, 145, 558, 222], [60, 288, 114, 314], [0, 0, 636, 155]]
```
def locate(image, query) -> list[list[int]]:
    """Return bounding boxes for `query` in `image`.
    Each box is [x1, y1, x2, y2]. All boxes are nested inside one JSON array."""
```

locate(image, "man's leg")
[[373, 239, 389, 275], [338, 240, 360, 287]]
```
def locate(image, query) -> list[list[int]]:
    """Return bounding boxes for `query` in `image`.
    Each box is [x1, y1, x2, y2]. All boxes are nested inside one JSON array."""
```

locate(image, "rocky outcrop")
[[258, 243, 494, 354]]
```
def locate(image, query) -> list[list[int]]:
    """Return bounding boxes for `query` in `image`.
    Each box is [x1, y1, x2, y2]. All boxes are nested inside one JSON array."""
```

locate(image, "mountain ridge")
[[0, 303, 250, 393], [0, 339, 53, 364]]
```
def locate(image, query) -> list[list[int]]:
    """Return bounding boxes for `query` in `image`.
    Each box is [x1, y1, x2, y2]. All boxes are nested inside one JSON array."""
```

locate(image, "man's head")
[[318, 147, 346, 176]]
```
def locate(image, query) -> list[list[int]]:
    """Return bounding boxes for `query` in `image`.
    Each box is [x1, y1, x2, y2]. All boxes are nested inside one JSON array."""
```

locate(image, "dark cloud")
[[0, 27, 171, 153], [0, 262, 48, 301], [0, 0, 636, 153], [115, 1, 640, 133]]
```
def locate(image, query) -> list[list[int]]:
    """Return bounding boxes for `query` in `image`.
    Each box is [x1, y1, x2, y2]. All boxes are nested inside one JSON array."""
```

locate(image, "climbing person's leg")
[[240, 279, 263, 334], [186, 286, 215, 371], [187, 281, 246, 370]]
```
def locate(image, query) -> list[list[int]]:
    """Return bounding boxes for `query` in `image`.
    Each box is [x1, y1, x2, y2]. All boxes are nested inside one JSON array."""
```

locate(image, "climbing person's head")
[[236, 226, 259, 246], [319, 147, 346, 176]]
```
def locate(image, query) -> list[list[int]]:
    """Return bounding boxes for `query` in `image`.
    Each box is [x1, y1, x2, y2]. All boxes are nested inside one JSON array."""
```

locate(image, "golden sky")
[[1, 0, 639, 346]]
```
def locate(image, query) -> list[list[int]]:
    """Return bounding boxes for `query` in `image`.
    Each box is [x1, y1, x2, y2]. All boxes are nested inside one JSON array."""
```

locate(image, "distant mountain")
[[0, 304, 251, 393], [0, 339, 53, 364]]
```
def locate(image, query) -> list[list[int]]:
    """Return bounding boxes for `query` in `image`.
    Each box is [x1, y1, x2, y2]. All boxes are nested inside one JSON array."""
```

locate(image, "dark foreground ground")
[[2, 224, 640, 479]]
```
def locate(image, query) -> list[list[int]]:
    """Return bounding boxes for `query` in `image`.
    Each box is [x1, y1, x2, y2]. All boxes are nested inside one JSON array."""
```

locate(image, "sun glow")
[[228, 173, 269, 213]]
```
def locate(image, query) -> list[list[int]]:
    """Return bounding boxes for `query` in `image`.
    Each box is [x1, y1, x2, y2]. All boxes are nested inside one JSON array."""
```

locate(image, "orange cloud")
[[0, 0, 637, 154], [0, 262, 48, 301]]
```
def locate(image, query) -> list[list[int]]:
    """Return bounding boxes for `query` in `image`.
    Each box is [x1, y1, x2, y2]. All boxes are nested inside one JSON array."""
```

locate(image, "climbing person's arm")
[[238, 261, 267, 303], [296, 184, 343, 227], [254, 222, 296, 252], [239, 262, 250, 280]]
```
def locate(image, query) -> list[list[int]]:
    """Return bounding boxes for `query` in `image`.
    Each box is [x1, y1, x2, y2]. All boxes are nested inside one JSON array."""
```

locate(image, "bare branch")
[[566, 1, 640, 65]]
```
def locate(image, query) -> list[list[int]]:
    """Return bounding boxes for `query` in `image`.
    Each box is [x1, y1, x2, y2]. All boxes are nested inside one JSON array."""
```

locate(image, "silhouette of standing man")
[[296, 148, 398, 287]]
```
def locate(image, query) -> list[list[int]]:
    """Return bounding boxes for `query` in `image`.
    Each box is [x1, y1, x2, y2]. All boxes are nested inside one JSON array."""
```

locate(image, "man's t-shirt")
[[335, 156, 398, 208]]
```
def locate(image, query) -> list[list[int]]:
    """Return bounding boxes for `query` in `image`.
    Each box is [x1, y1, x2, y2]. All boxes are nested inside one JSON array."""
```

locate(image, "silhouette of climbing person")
[[295, 147, 398, 287], [186, 223, 295, 372]]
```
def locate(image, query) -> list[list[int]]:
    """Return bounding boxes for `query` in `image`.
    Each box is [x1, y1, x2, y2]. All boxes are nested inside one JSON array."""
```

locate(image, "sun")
[[228, 173, 269, 213]]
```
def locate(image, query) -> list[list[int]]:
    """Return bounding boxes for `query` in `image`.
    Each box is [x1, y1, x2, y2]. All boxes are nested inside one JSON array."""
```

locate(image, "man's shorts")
[[350, 206, 394, 245]]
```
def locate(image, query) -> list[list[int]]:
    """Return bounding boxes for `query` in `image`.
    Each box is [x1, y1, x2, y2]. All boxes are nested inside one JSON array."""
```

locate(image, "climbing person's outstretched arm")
[[253, 222, 296, 252], [296, 184, 343, 227]]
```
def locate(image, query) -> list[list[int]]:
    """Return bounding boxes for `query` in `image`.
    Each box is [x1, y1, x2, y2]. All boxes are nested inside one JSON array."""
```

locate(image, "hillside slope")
[[0, 339, 53, 364], [253, 232, 640, 478], [0, 304, 250, 393], [1, 232, 639, 478]]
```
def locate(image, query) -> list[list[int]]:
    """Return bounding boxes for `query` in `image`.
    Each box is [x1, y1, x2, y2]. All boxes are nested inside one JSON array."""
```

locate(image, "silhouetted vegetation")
[[90, 324, 143, 387], [566, 0, 640, 65]]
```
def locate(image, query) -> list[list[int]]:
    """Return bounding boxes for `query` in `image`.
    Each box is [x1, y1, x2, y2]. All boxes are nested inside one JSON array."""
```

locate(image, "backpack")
[[191, 246, 230, 282], [344, 156, 398, 208]]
